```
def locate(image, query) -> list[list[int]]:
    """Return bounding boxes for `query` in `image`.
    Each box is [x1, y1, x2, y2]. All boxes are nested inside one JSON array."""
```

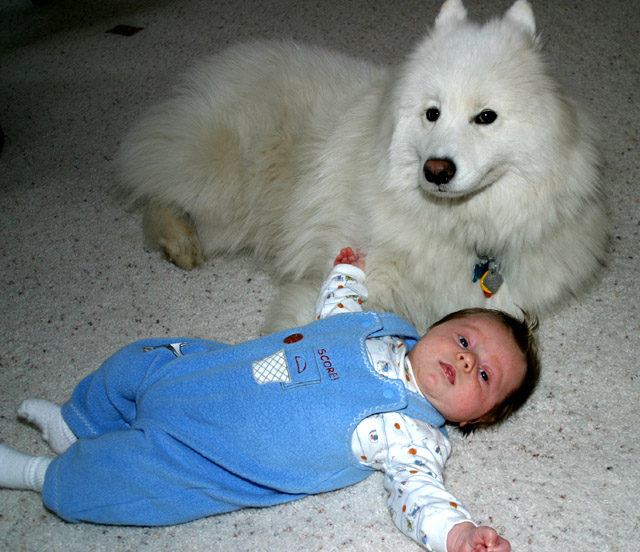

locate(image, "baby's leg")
[[0, 443, 51, 491], [18, 398, 77, 454], [60, 338, 199, 438], [42, 426, 244, 525]]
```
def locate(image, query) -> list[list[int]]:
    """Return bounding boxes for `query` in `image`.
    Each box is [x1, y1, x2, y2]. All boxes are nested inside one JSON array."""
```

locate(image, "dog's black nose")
[[424, 158, 456, 185]]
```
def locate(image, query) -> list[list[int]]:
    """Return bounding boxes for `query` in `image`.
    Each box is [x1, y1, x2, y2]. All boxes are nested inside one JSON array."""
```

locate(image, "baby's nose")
[[457, 352, 475, 373]]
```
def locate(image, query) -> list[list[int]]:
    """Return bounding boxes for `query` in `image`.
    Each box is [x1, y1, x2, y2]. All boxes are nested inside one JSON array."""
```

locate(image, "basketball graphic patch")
[[252, 349, 292, 384]]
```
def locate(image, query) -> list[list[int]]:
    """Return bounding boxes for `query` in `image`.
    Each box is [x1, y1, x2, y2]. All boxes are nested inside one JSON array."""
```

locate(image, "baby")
[[0, 248, 539, 552]]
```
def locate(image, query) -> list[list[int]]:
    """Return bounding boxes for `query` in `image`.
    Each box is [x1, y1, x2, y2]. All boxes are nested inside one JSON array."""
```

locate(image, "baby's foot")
[[0, 443, 51, 491], [18, 398, 77, 454]]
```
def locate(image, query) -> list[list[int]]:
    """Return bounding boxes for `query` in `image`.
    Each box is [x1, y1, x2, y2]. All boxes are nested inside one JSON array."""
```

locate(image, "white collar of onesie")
[[403, 354, 425, 398]]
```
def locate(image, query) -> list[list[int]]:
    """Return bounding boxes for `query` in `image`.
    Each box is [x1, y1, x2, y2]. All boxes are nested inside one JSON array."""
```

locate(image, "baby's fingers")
[[486, 534, 510, 552], [474, 527, 510, 552], [334, 247, 356, 265]]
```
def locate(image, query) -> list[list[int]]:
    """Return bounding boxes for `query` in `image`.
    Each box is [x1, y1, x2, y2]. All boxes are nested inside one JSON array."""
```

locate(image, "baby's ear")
[[459, 415, 493, 427]]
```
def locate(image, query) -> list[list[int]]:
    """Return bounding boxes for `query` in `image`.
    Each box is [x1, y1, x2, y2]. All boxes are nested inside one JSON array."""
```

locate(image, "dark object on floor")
[[106, 25, 144, 37]]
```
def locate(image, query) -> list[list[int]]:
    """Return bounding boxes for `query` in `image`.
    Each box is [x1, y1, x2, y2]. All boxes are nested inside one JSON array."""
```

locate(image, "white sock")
[[18, 398, 77, 454], [0, 443, 52, 491]]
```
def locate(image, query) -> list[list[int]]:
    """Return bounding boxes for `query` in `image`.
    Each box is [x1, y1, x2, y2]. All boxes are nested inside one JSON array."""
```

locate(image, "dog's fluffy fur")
[[119, 0, 608, 333]]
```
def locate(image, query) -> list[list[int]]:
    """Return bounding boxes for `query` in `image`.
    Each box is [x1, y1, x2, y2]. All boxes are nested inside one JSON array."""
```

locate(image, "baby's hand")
[[334, 247, 365, 271], [447, 522, 510, 552]]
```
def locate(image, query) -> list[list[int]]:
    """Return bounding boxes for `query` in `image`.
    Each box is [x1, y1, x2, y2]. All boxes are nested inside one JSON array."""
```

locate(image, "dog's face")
[[388, 0, 564, 200]]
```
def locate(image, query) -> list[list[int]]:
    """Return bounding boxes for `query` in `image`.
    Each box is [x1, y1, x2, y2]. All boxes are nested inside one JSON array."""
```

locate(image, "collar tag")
[[473, 259, 489, 282], [473, 256, 503, 298]]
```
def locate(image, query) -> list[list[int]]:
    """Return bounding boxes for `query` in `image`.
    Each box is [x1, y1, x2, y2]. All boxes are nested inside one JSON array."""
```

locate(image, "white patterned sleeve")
[[353, 413, 475, 552], [315, 264, 368, 319]]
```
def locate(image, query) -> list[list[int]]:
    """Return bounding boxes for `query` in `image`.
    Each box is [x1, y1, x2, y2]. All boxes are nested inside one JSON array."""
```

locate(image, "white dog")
[[119, 0, 608, 333]]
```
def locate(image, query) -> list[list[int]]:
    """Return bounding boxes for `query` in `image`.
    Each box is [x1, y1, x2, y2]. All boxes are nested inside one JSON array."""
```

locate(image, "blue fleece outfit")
[[43, 311, 446, 526]]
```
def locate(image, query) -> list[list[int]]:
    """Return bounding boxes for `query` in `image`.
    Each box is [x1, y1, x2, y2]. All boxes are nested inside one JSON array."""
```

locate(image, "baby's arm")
[[315, 248, 368, 319], [447, 522, 510, 552], [354, 413, 509, 552]]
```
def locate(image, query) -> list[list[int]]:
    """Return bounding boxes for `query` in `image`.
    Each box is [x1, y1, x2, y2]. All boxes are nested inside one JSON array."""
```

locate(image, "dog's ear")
[[435, 0, 467, 28], [505, 0, 536, 37]]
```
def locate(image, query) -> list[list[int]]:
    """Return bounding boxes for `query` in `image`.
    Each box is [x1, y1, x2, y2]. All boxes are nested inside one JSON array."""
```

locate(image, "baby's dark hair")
[[428, 307, 541, 435]]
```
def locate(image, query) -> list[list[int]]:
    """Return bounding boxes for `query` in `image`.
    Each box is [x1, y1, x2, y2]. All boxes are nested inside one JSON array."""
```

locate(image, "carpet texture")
[[1, 1, 638, 550]]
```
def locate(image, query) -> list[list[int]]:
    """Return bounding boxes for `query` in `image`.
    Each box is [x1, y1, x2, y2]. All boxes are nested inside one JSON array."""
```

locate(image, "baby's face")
[[408, 314, 526, 425]]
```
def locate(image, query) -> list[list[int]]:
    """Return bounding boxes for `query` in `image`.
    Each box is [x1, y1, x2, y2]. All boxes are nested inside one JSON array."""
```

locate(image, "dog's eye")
[[475, 110, 498, 125], [425, 108, 440, 122]]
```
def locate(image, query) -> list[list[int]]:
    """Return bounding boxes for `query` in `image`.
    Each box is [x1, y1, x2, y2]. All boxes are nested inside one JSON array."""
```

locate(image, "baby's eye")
[[459, 336, 469, 348], [480, 369, 489, 383]]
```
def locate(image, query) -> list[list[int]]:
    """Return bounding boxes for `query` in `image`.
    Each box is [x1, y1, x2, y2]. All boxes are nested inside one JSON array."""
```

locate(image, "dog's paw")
[[160, 230, 203, 270], [143, 203, 204, 270]]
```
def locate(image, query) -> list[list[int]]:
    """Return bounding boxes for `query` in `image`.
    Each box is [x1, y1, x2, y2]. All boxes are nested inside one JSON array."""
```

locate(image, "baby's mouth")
[[440, 362, 456, 385]]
